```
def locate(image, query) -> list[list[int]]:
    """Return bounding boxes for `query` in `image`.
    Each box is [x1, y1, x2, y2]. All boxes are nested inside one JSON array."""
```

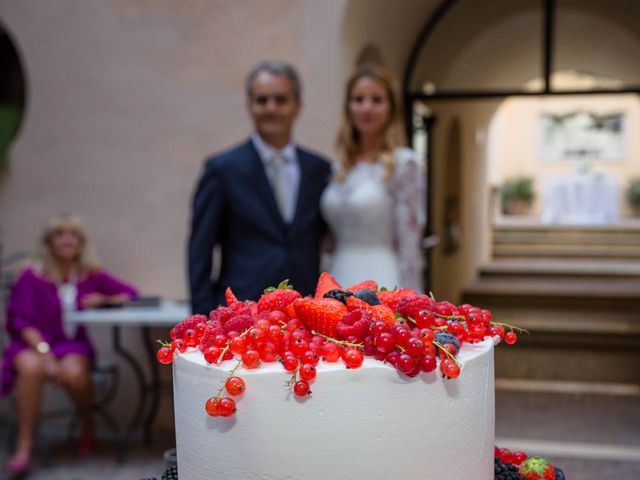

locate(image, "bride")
[[321, 64, 425, 292]]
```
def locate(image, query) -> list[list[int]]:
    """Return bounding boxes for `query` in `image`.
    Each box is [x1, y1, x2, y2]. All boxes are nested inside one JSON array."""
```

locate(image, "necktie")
[[271, 154, 291, 222]]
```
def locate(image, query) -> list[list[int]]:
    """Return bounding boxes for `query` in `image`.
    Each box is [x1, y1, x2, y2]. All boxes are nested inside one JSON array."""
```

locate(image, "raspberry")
[[198, 324, 226, 352], [172, 314, 207, 340], [396, 295, 434, 321], [223, 315, 255, 335], [336, 310, 374, 340], [210, 303, 252, 325]]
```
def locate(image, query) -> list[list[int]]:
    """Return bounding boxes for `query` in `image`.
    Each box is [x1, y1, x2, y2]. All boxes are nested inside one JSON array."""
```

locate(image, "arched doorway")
[[0, 20, 26, 173], [403, 0, 640, 300], [402, 1, 640, 470]]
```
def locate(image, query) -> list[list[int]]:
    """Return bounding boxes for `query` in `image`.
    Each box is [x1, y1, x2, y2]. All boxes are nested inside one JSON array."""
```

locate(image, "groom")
[[188, 61, 331, 314]]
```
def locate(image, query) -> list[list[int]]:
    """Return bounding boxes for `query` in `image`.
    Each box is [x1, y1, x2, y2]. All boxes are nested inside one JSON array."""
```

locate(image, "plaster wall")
[[0, 0, 350, 432], [493, 95, 640, 217]]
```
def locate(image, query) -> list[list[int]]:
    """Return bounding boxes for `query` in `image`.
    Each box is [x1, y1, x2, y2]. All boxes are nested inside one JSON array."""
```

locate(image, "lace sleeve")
[[391, 148, 426, 292]]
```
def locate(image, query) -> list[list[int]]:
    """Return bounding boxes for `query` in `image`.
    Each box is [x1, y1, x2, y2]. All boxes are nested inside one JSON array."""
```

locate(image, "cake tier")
[[173, 339, 495, 480]]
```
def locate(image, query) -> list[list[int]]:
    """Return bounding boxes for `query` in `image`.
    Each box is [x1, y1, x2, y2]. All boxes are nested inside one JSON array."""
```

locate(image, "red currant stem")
[[433, 341, 461, 368], [285, 363, 300, 387], [404, 316, 417, 325], [429, 291, 437, 302], [431, 326, 449, 331], [490, 322, 529, 334], [433, 312, 467, 321], [216, 327, 252, 364], [214, 358, 243, 398], [396, 345, 407, 354], [310, 331, 364, 349], [157, 339, 171, 347]]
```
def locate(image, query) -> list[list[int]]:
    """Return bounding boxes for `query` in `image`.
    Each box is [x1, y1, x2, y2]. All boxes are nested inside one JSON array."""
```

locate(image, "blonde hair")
[[335, 64, 406, 181], [32, 213, 101, 283]]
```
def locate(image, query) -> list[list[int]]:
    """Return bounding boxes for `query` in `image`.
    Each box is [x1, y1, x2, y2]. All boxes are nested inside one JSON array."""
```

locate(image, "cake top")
[[157, 273, 526, 417]]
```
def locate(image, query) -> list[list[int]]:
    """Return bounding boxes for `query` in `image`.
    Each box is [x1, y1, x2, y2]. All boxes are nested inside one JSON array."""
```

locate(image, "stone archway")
[[0, 20, 26, 173]]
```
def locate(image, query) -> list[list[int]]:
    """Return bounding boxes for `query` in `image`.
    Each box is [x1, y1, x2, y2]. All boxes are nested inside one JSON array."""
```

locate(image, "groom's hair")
[[245, 60, 302, 101]]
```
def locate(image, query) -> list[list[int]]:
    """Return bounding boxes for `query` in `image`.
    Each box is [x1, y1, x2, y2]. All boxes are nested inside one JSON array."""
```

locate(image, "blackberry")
[[353, 289, 381, 305], [323, 289, 353, 304], [554, 467, 566, 480], [434, 332, 461, 355], [494, 456, 524, 480]]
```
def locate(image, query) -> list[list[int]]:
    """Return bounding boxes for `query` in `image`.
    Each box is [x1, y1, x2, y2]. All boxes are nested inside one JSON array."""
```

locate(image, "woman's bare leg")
[[10, 350, 47, 464], [58, 355, 94, 441]]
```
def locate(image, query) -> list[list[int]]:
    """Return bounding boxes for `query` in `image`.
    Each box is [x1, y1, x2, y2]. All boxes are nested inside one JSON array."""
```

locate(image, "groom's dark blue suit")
[[189, 139, 331, 314]]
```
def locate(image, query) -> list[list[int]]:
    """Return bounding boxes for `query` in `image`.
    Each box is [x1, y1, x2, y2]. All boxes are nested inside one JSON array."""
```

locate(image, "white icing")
[[173, 339, 495, 480]]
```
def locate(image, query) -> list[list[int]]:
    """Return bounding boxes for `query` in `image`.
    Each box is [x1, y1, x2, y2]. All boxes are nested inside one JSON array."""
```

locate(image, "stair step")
[[493, 244, 640, 259], [464, 277, 640, 300], [480, 259, 640, 278], [494, 230, 640, 246]]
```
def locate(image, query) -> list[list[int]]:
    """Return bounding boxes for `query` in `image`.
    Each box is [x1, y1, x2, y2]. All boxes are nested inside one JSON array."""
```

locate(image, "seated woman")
[[1, 213, 137, 475]]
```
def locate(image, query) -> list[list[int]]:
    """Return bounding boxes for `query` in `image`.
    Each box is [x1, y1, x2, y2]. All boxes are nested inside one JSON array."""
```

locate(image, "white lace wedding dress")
[[320, 148, 426, 292]]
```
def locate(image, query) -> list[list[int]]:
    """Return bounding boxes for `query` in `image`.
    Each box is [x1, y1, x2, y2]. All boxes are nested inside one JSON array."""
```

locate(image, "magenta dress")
[[1, 267, 138, 395]]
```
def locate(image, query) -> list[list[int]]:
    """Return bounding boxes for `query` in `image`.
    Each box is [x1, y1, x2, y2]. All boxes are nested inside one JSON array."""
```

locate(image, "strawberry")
[[314, 272, 343, 299], [377, 288, 418, 310], [519, 457, 556, 480], [395, 295, 435, 321], [346, 297, 396, 326], [346, 279, 379, 293], [257, 280, 302, 313], [293, 298, 347, 337], [225, 287, 239, 306]]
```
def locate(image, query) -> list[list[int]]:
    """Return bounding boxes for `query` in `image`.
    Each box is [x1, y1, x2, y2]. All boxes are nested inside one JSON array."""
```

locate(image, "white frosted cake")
[[172, 338, 495, 480]]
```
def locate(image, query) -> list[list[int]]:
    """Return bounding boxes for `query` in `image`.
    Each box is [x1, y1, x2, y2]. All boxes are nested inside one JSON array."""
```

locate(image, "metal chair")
[[0, 246, 120, 461]]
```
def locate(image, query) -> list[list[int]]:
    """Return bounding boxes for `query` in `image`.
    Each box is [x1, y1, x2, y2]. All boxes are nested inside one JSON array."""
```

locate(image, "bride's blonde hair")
[[32, 213, 102, 283], [335, 64, 406, 181]]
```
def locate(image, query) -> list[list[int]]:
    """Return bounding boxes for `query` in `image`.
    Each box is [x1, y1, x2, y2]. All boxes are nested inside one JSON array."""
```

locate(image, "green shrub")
[[501, 177, 535, 213], [626, 178, 640, 207]]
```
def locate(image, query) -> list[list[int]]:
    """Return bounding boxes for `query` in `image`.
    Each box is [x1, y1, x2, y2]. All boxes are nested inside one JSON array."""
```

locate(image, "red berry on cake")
[[217, 397, 237, 417], [341, 348, 364, 369], [225, 376, 246, 396], [314, 271, 343, 299], [225, 287, 239, 306], [377, 287, 417, 310], [345, 279, 379, 293], [293, 380, 311, 397], [293, 297, 348, 337], [395, 295, 434, 323], [299, 364, 317, 382], [242, 349, 261, 369], [205, 397, 221, 417], [257, 280, 302, 312], [156, 346, 173, 364]]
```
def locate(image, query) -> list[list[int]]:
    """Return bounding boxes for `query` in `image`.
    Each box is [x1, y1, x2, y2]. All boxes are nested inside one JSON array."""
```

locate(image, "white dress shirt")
[[251, 133, 300, 223]]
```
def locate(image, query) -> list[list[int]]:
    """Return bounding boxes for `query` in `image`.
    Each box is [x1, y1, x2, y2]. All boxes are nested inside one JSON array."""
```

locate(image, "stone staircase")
[[464, 223, 640, 472]]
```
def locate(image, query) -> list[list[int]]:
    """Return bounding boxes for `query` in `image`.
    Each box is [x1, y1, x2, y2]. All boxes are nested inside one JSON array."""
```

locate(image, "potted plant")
[[501, 176, 535, 215], [626, 178, 640, 216]]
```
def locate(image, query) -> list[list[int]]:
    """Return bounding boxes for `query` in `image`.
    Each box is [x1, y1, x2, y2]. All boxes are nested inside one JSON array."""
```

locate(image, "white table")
[[541, 173, 620, 225], [65, 300, 190, 459]]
